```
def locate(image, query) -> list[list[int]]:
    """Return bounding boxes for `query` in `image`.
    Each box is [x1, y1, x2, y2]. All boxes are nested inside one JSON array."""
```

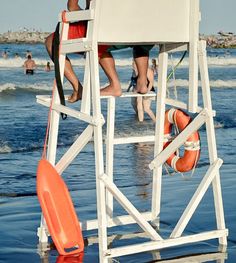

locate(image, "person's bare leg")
[[134, 56, 149, 94], [64, 62, 83, 103], [136, 97, 144, 122], [99, 52, 121, 97], [45, 33, 82, 103], [143, 99, 156, 122]]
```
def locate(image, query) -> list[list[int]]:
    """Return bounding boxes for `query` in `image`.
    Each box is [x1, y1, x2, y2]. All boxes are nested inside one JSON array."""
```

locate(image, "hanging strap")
[[53, 22, 67, 120]]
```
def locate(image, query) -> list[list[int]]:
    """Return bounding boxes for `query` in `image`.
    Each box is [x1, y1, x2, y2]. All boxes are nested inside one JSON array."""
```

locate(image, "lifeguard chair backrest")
[[96, 0, 199, 45]]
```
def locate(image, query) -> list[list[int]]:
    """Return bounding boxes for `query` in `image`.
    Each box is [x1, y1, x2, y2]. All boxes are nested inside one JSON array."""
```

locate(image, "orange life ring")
[[164, 108, 200, 173]]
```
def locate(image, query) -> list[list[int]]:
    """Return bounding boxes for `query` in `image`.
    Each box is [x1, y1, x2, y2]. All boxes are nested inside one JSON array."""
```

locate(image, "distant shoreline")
[[0, 31, 236, 48]]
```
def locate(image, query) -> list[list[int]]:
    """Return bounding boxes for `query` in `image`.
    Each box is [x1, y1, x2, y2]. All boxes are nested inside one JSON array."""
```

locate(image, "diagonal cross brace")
[[170, 158, 223, 238], [100, 174, 162, 241], [149, 108, 210, 170]]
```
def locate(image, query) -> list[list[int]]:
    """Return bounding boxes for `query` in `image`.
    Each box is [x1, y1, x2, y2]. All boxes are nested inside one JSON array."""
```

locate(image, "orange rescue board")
[[37, 159, 84, 255]]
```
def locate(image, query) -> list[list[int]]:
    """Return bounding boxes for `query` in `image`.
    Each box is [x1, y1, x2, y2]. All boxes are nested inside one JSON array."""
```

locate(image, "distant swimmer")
[[25, 50, 32, 58], [44, 61, 51, 72], [2, 51, 8, 59], [23, 55, 36, 75]]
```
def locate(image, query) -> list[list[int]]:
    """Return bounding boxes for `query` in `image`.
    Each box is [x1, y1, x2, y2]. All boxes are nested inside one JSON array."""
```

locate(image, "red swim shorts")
[[68, 22, 110, 57]]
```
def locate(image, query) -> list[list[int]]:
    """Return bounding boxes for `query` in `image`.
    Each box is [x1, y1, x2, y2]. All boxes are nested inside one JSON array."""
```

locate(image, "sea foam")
[[1, 56, 236, 68]]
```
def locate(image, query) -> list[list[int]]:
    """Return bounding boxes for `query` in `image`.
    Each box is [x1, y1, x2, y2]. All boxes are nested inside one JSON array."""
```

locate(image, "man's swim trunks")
[[26, 69, 34, 75], [108, 45, 154, 58]]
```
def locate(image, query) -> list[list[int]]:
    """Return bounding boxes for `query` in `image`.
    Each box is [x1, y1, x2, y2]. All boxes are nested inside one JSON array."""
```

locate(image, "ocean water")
[[0, 43, 236, 263]]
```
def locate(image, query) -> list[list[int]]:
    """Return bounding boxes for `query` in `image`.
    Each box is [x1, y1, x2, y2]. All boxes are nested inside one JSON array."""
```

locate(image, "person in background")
[[25, 50, 32, 58], [15, 53, 20, 58], [23, 55, 36, 75], [45, 61, 51, 72], [2, 51, 8, 59], [129, 60, 156, 122], [151, 58, 158, 76]]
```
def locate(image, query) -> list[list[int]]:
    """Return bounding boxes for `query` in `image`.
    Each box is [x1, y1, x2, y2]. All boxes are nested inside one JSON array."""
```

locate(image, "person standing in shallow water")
[[151, 58, 158, 76], [129, 60, 156, 122], [44, 61, 51, 72], [2, 51, 8, 59], [23, 55, 36, 75]]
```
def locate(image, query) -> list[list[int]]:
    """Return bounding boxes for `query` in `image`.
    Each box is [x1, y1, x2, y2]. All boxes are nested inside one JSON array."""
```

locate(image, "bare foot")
[[135, 78, 148, 94], [68, 82, 83, 103], [100, 84, 122, 97]]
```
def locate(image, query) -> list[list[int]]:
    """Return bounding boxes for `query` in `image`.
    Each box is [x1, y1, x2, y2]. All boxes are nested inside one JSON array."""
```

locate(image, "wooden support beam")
[[100, 174, 162, 241]]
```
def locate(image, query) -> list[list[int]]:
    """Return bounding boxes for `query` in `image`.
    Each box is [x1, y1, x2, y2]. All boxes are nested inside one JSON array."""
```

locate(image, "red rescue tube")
[[37, 159, 84, 255]]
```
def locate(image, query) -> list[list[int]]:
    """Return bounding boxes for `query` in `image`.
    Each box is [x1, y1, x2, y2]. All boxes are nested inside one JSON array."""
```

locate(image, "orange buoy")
[[37, 159, 84, 255], [164, 108, 200, 173]]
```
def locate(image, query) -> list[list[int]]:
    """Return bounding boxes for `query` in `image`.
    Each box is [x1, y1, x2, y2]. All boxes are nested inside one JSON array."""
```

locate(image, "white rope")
[[184, 140, 200, 151]]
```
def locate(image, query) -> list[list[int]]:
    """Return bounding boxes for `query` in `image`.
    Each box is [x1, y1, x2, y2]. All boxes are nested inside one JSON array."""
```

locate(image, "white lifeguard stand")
[[37, 0, 228, 262]]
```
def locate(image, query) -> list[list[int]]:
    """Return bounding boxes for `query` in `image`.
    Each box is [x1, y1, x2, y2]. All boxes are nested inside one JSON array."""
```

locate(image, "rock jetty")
[[201, 32, 236, 48], [0, 30, 236, 48], [0, 30, 50, 44]]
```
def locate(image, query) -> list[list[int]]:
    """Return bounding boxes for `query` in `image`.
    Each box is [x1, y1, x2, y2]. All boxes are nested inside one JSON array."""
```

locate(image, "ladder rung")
[[61, 38, 92, 54], [101, 91, 156, 99], [58, 9, 94, 23], [112, 136, 154, 145], [101, 93, 215, 116]]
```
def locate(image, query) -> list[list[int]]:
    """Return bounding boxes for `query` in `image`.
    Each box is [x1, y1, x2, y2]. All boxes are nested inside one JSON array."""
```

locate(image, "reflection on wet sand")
[[38, 231, 227, 263]]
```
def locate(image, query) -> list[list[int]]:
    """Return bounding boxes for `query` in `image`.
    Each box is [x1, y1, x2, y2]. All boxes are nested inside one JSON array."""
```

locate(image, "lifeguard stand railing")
[[36, 0, 228, 262]]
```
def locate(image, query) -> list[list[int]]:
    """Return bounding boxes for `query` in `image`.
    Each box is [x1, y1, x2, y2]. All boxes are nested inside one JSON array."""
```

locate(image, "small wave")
[[105, 57, 236, 67], [0, 83, 16, 93], [0, 81, 74, 93], [1, 55, 236, 68], [0, 141, 12, 153], [1, 79, 235, 94], [167, 79, 236, 88], [0, 192, 36, 198], [214, 122, 224, 129], [0, 57, 85, 68]]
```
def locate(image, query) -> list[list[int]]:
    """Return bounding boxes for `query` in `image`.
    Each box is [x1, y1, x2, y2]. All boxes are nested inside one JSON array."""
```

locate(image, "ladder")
[[37, 0, 228, 262]]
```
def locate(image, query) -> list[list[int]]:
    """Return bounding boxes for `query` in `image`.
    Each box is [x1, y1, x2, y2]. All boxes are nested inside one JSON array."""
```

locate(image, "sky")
[[0, 0, 235, 35]]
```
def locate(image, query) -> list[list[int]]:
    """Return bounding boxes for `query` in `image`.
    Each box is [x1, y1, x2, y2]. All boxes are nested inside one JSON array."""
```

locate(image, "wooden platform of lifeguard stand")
[[36, 0, 228, 261]]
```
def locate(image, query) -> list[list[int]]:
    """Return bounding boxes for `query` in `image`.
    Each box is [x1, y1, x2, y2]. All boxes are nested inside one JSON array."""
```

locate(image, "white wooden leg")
[[198, 40, 227, 247], [105, 97, 116, 218], [81, 53, 91, 114], [89, 45, 108, 262], [152, 46, 168, 220]]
